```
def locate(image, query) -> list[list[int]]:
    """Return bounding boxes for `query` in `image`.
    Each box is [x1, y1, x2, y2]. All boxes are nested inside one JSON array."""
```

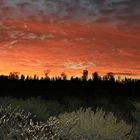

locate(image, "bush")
[[0, 97, 64, 121], [49, 108, 133, 140], [0, 105, 57, 140], [132, 102, 140, 140]]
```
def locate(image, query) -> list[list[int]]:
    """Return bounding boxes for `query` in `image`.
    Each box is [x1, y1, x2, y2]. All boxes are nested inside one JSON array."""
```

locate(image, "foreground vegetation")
[[0, 97, 140, 139], [0, 104, 133, 140]]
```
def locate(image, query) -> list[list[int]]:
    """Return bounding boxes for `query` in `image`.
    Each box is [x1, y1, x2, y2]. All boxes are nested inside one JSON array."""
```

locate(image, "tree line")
[[0, 70, 139, 83], [0, 70, 139, 100]]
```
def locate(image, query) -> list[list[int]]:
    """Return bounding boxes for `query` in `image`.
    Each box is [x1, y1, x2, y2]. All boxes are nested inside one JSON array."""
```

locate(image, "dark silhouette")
[[103, 72, 115, 82], [82, 70, 88, 81], [9, 72, 20, 80], [0, 70, 139, 100], [92, 72, 101, 82], [61, 72, 67, 80], [44, 70, 50, 79]]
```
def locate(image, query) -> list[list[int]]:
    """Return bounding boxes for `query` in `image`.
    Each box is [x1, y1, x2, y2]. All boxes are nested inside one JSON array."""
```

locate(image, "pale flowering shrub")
[[0, 105, 58, 140], [49, 108, 133, 140]]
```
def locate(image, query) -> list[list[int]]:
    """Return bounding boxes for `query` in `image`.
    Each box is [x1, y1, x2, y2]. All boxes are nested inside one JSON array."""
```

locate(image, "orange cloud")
[[0, 19, 139, 77]]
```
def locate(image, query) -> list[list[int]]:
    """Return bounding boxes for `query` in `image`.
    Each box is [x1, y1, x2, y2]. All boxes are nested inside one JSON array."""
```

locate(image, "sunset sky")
[[0, 0, 140, 77]]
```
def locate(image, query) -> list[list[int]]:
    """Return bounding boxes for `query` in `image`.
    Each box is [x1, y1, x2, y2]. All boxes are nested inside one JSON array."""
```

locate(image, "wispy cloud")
[[64, 61, 95, 70], [0, 0, 139, 29]]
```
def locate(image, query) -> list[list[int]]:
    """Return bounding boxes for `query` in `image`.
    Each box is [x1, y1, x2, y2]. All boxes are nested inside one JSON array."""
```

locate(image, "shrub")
[[0, 97, 64, 121], [49, 108, 133, 140], [132, 102, 140, 140], [0, 105, 57, 140], [63, 96, 87, 112]]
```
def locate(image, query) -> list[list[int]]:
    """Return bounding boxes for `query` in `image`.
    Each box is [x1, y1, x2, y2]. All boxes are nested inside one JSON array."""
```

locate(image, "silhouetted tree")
[[0, 75, 8, 81], [103, 72, 115, 82], [61, 72, 67, 80], [25, 75, 29, 81], [70, 76, 74, 81], [82, 70, 88, 81], [92, 72, 101, 82], [44, 70, 50, 80], [33, 74, 39, 80], [20, 74, 25, 81], [9, 72, 20, 80]]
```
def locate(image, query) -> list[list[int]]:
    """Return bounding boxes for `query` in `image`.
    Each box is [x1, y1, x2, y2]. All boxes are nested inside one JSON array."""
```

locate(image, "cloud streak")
[[0, 0, 139, 29]]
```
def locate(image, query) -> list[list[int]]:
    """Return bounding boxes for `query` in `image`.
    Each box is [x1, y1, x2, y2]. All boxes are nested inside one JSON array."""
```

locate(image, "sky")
[[0, 0, 140, 77]]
